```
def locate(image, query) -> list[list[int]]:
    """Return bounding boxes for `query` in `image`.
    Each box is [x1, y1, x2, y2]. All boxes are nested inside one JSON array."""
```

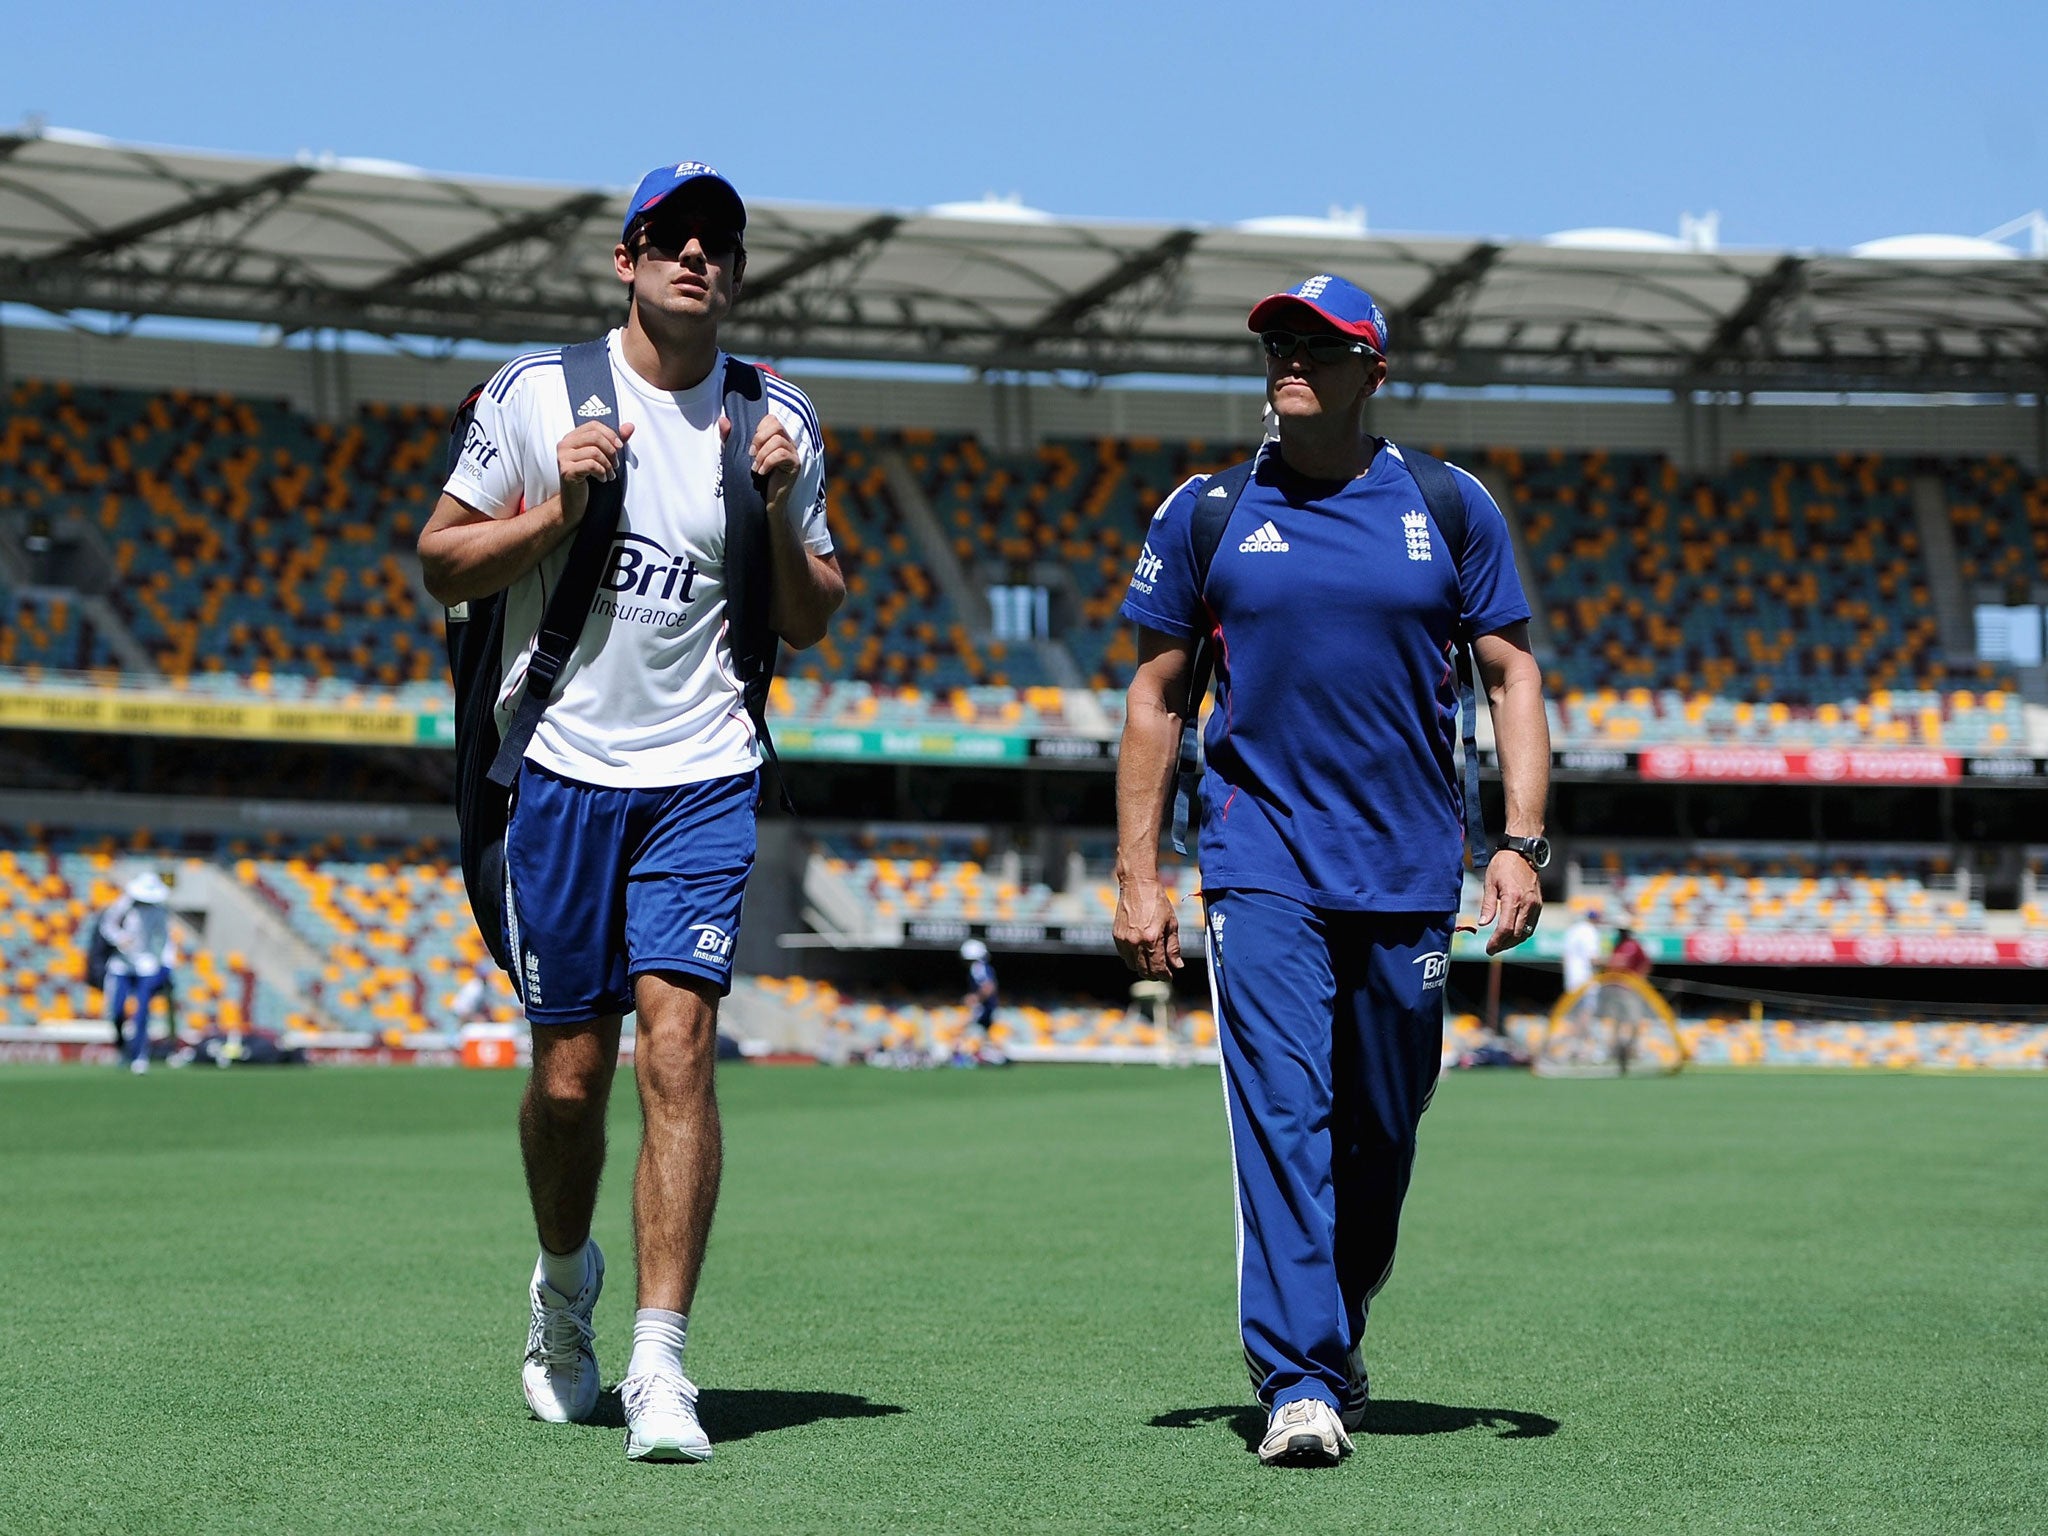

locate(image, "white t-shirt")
[[1561, 919, 1601, 994], [444, 331, 833, 788]]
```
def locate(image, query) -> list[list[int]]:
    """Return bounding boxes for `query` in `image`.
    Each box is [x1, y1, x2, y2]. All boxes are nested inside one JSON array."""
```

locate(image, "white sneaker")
[[621, 1371, 713, 1462], [1257, 1397, 1354, 1466], [520, 1243, 603, 1423], [128, 1058, 149, 1075], [1341, 1341, 1370, 1432]]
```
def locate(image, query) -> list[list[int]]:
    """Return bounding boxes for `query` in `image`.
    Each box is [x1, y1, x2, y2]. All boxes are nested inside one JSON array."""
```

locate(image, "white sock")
[[627, 1309, 688, 1381], [538, 1241, 591, 1298]]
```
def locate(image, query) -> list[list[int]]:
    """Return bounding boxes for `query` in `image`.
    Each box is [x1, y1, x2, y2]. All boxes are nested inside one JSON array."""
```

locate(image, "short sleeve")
[[762, 377, 835, 557], [444, 380, 528, 520], [1449, 464, 1532, 638], [1117, 474, 1207, 639]]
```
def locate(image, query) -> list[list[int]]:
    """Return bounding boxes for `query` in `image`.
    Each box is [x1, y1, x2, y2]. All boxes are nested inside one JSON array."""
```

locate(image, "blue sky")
[[6, 0, 2044, 250]]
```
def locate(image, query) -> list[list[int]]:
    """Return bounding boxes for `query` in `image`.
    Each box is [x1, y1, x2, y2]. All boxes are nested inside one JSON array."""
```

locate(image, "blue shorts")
[[504, 762, 757, 1025]]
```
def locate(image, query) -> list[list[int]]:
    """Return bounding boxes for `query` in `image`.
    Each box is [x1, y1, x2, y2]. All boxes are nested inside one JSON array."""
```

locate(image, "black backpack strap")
[[1170, 456, 1258, 855], [718, 357, 797, 815], [486, 338, 625, 788], [1395, 444, 1489, 872]]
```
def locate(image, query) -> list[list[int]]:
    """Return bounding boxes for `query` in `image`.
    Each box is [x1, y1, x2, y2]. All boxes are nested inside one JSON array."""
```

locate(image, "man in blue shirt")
[[1112, 275, 1552, 1466]]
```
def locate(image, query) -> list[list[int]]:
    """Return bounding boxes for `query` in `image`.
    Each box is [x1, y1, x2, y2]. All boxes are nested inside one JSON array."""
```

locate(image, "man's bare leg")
[[521, 1017, 622, 1255], [630, 972, 724, 1313]]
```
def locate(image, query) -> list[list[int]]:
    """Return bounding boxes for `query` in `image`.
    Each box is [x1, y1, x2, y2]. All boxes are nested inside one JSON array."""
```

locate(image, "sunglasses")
[[1260, 330, 1377, 365], [635, 218, 743, 262]]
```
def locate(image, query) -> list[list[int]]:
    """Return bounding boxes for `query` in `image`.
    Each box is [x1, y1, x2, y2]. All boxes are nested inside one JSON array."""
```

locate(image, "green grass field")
[[1, 1063, 2042, 1535]]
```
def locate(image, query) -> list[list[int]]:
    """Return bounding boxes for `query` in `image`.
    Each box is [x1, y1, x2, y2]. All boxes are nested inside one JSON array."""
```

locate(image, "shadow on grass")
[[590, 1386, 907, 1443], [1152, 1400, 1559, 1449]]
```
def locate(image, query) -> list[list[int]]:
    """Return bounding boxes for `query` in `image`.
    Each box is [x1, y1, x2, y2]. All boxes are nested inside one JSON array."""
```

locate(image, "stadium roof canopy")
[[3, 128, 2047, 394]]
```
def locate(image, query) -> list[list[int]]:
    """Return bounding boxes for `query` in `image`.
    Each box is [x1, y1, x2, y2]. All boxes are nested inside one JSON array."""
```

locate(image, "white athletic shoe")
[[520, 1243, 603, 1423], [128, 1057, 149, 1075], [1257, 1397, 1354, 1466], [621, 1371, 713, 1462], [1341, 1342, 1370, 1432]]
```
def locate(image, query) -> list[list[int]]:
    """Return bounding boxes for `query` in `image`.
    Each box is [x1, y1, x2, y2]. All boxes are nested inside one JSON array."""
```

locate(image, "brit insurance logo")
[[595, 533, 703, 628], [1413, 951, 1449, 990], [1129, 542, 1165, 595], [690, 923, 734, 968], [458, 419, 500, 477]]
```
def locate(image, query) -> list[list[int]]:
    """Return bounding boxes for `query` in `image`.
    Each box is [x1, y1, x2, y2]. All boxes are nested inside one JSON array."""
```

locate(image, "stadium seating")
[[0, 822, 517, 1037], [3, 377, 2038, 748], [1939, 456, 2048, 591], [1574, 847, 1989, 936], [0, 826, 298, 1032], [1491, 448, 2013, 703], [0, 591, 125, 672], [743, 973, 1218, 1059], [807, 828, 1198, 932]]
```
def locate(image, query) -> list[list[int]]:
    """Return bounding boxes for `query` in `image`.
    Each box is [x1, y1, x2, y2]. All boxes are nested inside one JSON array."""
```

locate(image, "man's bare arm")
[[1472, 621, 1551, 954], [740, 414, 845, 649], [1113, 628, 1195, 977], [417, 421, 630, 606]]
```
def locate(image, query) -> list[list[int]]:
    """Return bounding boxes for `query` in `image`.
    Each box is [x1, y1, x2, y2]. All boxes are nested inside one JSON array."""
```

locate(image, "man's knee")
[[634, 973, 720, 1102], [528, 1030, 616, 1127]]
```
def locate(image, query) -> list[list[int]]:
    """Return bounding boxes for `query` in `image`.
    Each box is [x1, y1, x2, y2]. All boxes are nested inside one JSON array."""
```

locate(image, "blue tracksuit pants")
[[1203, 889, 1452, 1413], [108, 970, 166, 1066]]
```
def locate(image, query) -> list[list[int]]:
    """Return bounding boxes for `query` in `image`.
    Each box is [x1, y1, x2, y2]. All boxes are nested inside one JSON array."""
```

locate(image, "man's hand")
[[719, 413, 801, 518], [1477, 850, 1543, 955], [1114, 877, 1183, 979], [555, 420, 634, 527]]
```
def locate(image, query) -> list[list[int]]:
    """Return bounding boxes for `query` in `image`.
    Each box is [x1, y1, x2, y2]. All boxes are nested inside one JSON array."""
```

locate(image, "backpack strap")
[[485, 337, 625, 788], [718, 356, 797, 815], [1170, 455, 1258, 855], [1393, 443, 1490, 872]]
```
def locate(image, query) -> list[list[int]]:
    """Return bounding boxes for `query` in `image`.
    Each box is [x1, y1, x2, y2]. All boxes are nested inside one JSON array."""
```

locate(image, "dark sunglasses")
[[1261, 330, 1377, 365], [635, 218, 743, 261]]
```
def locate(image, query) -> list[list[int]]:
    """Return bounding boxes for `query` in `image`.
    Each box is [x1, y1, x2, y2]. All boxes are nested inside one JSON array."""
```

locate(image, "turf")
[[0, 1064, 2042, 1535]]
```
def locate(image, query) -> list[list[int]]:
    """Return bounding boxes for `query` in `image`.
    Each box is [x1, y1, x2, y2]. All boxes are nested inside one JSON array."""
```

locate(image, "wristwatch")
[[1496, 835, 1552, 870]]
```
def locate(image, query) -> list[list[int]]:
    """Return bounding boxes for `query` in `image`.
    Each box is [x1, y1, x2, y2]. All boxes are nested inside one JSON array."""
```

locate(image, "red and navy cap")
[[623, 162, 746, 242], [1247, 274, 1388, 354]]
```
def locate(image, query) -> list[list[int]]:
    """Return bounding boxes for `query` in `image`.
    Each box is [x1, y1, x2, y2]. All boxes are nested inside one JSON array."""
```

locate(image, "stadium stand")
[[1493, 448, 2015, 703], [1572, 847, 2000, 936], [3, 377, 2038, 752], [0, 823, 518, 1037], [0, 827, 295, 1032], [1940, 455, 2048, 591], [805, 827, 1199, 934], [744, 973, 1219, 1060]]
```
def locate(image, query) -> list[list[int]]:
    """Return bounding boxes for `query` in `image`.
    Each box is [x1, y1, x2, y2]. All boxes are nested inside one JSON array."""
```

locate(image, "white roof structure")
[[4, 128, 2047, 394]]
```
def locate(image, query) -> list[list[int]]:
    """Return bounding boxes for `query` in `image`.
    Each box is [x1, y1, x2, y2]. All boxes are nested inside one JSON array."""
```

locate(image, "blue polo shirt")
[[1120, 443, 1530, 913]]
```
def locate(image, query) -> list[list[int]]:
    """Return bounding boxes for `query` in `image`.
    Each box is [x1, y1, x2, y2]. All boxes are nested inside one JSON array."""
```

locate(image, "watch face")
[[1530, 837, 1552, 869]]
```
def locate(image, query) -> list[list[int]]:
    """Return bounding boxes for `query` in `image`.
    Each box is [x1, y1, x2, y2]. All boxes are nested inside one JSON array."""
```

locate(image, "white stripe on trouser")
[[1204, 912, 1252, 1382], [502, 848, 522, 980]]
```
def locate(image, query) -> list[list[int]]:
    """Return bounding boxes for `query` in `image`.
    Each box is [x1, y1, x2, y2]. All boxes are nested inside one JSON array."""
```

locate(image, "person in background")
[[1609, 927, 1652, 979], [101, 872, 177, 1075], [959, 939, 1005, 1064], [451, 960, 498, 1026], [1561, 906, 1603, 997]]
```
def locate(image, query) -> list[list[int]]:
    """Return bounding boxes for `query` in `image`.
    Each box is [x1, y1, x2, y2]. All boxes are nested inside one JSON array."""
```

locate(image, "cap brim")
[[638, 176, 747, 231], [1246, 294, 1382, 349]]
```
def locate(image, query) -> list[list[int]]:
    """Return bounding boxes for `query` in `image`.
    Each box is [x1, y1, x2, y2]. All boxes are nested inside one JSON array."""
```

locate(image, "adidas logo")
[[1238, 520, 1289, 553], [1205, 482, 1230, 499], [575, 394, 611, 418]]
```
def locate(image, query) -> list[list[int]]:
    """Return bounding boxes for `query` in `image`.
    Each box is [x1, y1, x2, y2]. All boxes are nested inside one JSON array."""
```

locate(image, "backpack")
[[442, 339, 790, 973], [83, 908, 115, 991], [1170, 442, 1490, 870]]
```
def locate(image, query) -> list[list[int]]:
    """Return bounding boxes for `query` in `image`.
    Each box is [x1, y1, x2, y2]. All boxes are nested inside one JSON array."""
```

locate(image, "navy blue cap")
[[1248, 274, 1389, 353], [623, 162, 746, 242]]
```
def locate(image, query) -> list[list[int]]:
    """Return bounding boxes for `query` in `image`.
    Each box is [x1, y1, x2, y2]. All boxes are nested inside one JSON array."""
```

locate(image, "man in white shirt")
[[418, 161, 844, 1463], [1561, 908, 1603, 997], [101, 871, 176, 1075]]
